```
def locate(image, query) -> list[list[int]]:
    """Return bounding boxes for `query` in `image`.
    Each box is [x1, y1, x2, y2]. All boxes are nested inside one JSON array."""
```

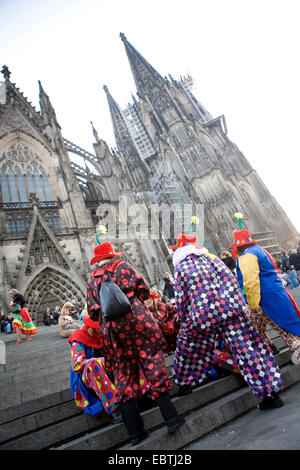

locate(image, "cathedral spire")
[[90, 120, 100, 144], [103, 84, 127, 151], [103, 84, 149, 188], [120, 33, 165, 97], [38, 80, 59, 126]]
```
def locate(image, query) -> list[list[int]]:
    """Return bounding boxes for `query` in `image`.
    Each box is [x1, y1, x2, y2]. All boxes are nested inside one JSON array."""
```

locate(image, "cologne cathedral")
[[0, 34, 298, 323]]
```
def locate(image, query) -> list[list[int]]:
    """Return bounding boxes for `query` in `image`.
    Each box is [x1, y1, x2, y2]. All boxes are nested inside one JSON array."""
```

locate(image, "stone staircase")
[[1, 293, 300, 450]]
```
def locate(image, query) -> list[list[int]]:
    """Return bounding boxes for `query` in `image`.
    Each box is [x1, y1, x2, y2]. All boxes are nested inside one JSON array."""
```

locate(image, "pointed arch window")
[[1, 171, 54, 204], [34, 170, 45, 201], [0, 174, 10, 202], [8, 170, 19, 202], [41, 173, 53, 201], [17, 174, 27, 202], [26, 173, 35, 197]]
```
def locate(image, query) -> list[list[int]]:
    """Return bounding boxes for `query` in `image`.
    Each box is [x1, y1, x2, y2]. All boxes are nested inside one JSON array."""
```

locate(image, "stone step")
[[0, 371, 70, 411], [1, 345, 70, 368], [52, 349, 292, 451], [0, 352, 70, 375], [0, 346, 293, 450], [0, 360, 70, 386], [0, 388, 73, 425], [119, 363, 300, 450], [20, 378, 72, 406], [0, 412, 108, 450], [0, 372, 245, 450], [54, 359, 298, 451], [0, 350, 175, 411]]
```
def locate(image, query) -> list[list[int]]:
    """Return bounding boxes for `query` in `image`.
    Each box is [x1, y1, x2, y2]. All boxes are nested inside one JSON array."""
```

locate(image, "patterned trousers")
[[77, 358, 151, 413], [79, 358, 117, 414], [248, 309, 300, 358], [173, 314, 283, 399]]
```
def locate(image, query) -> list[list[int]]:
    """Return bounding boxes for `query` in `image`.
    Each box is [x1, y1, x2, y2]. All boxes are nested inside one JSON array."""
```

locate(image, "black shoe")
[[167, 415, 185, 433], [270, 344, 280, 355], [109, 409, 123, 424], [155, 393, 185, 433], [131, 430, 149, 446], [258, 392, 284, 410], [178, 385, 193, 396]]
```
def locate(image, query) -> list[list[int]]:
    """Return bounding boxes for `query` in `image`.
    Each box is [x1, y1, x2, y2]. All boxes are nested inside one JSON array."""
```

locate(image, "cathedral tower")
[[118, 35, 298, 251]]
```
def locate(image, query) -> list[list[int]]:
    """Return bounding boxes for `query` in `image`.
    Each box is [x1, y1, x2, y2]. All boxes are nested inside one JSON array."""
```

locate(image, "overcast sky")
[[1, 0, 300, 235]]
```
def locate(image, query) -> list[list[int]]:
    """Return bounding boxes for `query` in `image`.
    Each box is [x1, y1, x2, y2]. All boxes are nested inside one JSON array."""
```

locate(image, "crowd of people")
[[1, 295, 84, 341], [0, 310, 14, 334], [3, 216, 300, 446], [43, 299, 83, 326], [65, 219, 300, 446]]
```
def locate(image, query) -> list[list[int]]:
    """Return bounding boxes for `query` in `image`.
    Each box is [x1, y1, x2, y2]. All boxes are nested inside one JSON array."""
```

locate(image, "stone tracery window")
[[0, 144, 53, 203], [6, 212, 32, 233], [0, 144, 60, 235]]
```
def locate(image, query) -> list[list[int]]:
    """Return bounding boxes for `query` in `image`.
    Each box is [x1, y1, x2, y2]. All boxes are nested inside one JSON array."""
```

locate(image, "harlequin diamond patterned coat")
[[172, 247, 283, 399]]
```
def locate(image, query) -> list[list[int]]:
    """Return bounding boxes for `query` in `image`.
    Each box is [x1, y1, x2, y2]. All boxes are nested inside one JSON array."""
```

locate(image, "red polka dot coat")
[[86, 259, 171, 403]]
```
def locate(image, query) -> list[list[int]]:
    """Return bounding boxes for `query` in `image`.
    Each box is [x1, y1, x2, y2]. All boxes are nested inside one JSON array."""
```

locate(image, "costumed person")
[[219, 250, 236, 274], [86, 225, 185, 446], [170, 216, 284, 410], [68, 314, 122, 424], [9, 289, 37, 344], [145, 291, 179, 353], [59, 302, 80, 339], [161, 273, 176, 301], [231, 213, 300, 363]]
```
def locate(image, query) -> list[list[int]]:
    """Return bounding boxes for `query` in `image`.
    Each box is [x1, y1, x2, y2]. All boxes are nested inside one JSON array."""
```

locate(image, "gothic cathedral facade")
[[0, 35, 298, 323]]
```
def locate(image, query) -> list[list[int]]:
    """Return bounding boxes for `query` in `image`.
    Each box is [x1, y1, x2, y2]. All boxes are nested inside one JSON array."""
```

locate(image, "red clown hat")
[[90, 242, 123, 265], [83, 314, 100, 329], [169, 233, 199, 250], [229, 229, 258, 249]]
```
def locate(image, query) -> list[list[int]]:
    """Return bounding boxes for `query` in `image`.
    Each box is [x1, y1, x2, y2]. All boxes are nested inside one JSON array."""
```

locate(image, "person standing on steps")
[[170, 216, 284, 411], [231, 213, 300, 363], [86, 225, 185, 446], [9, 289, 37, 343], [219, 249, 237, 274], [281, 251, 300, 289], [161, 272, 176, 301]]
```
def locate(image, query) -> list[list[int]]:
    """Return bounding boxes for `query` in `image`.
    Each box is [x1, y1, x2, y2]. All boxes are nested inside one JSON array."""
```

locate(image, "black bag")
[[99, 270, 132, 320]]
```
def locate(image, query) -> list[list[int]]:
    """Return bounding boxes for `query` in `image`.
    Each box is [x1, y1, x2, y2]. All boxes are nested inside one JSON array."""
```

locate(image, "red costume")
[[87, 258, 171, 404], [86, 240, 184, 445], [148, 299, 179, 353]]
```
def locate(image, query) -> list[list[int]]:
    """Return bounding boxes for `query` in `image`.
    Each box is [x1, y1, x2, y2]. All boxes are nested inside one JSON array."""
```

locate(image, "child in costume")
[[9, 289, 37, 343], [170, 217, 284, 409], [68, 314, 122, 423], [231, 213, 300, 363]]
